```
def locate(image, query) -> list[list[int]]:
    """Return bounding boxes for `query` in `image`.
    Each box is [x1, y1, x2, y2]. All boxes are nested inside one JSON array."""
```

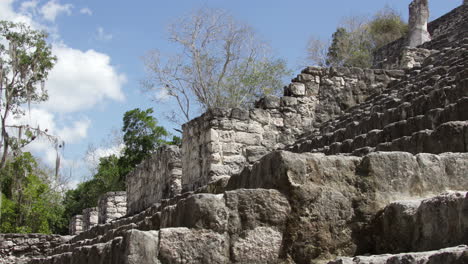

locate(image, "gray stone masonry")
[[68, 215, 83, 235], [408, 0, 431, 47], [81, 207, 98, 232], [182, 67, 402, 192], [98, 191, 127, 224], [126, 145, 182, 215], [0, 234, 70, 264]]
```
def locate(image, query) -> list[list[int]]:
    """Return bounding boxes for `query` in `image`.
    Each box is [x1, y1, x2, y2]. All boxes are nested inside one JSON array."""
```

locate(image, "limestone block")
[[160, 194, 228, 233], [259, 95, 281, 109], [288, 82, 306, 96], [124, 230, 160, 264], [230, 108, 249, 120], [234, 131, 261, 145], [245, 146, 269, 162], [231, 227, 283, 263], [249, 108, 270, 125], [158, 228, 229, 264]]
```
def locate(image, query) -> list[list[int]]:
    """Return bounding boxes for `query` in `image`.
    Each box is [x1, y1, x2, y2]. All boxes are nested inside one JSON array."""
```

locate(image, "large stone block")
[[227, 151, 468, 263], [158, 228, 229, 264], [373, 191, 468, 253]]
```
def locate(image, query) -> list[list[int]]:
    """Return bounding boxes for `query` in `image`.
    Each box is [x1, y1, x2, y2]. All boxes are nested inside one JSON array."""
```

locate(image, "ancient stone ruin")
[[1, 2, 467, 264], [407, 0, 431, 47]]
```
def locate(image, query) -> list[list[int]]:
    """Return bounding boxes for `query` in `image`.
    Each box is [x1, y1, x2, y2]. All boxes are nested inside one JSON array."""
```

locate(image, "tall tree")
[[142, 8, 290, 123], [0, 21, 58, 169], [119, 108, 169, 176]]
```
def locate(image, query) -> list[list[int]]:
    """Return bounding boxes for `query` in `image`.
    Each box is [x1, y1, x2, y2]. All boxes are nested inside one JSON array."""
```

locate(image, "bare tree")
[[306, 37, 329, 67], [142, 8, 290, 123]]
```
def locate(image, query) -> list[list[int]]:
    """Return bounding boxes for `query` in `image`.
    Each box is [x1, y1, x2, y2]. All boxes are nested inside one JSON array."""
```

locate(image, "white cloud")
[[0, 0, 35, 25], [20, 0, 38, 15], [43, 44, 126, 112], [96, 26, 113, 41], [40, 0, 73, 22], [57, 119, 91, 143], [80, 7, 92, 16]]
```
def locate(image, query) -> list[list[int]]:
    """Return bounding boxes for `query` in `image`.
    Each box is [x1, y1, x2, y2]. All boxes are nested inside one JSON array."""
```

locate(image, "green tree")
[[0, 21, 58, 169], [119, 108, 169, 176], [0, 152, 66, 234], [142, 8, 291, 123]]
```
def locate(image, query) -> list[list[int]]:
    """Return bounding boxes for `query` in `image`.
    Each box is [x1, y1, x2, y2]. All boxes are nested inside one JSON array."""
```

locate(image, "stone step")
[[316, 43, 467, 139], [289, 95, 468, 154], [373, 191, 468, 254], [328, 245, 468, 264], [37, 188, 291, 263]]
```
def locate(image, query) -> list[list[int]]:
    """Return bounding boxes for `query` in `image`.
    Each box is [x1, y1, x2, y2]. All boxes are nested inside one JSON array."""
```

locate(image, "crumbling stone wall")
[[68, 215, 83, 236], [181, 67, 401, 192], [98, 191, 127, 224], [82, 207, 98, 232], [126, 145, 182, 215], [0, 234, 70, 264]]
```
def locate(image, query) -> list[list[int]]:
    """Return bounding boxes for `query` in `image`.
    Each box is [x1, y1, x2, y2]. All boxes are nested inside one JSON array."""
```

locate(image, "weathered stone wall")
[[181, 67, 401, 192], [82, 207, 98, 232], [126, 145, 182, 215], [296, 67, 404, 125], [0, 234, 70, 264], [68, 215, 83, 236], [98, 191, 127, 224]]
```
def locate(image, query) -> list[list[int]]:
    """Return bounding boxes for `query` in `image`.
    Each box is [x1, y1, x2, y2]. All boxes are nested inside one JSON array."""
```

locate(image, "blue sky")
[[0, 0, 461, 187]]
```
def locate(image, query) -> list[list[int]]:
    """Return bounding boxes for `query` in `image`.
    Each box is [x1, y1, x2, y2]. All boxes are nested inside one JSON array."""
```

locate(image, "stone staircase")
[[22, 2, 468, 264], [288, 36, 468, 156]]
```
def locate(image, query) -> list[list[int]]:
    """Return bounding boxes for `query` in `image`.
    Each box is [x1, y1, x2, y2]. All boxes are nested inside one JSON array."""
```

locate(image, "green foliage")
[[310, 7, 407, 68], [369, 7, 408, 49], [119, 108, 168, 173], [326, 28, 349, 67], [0, 153, 66, 234]]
